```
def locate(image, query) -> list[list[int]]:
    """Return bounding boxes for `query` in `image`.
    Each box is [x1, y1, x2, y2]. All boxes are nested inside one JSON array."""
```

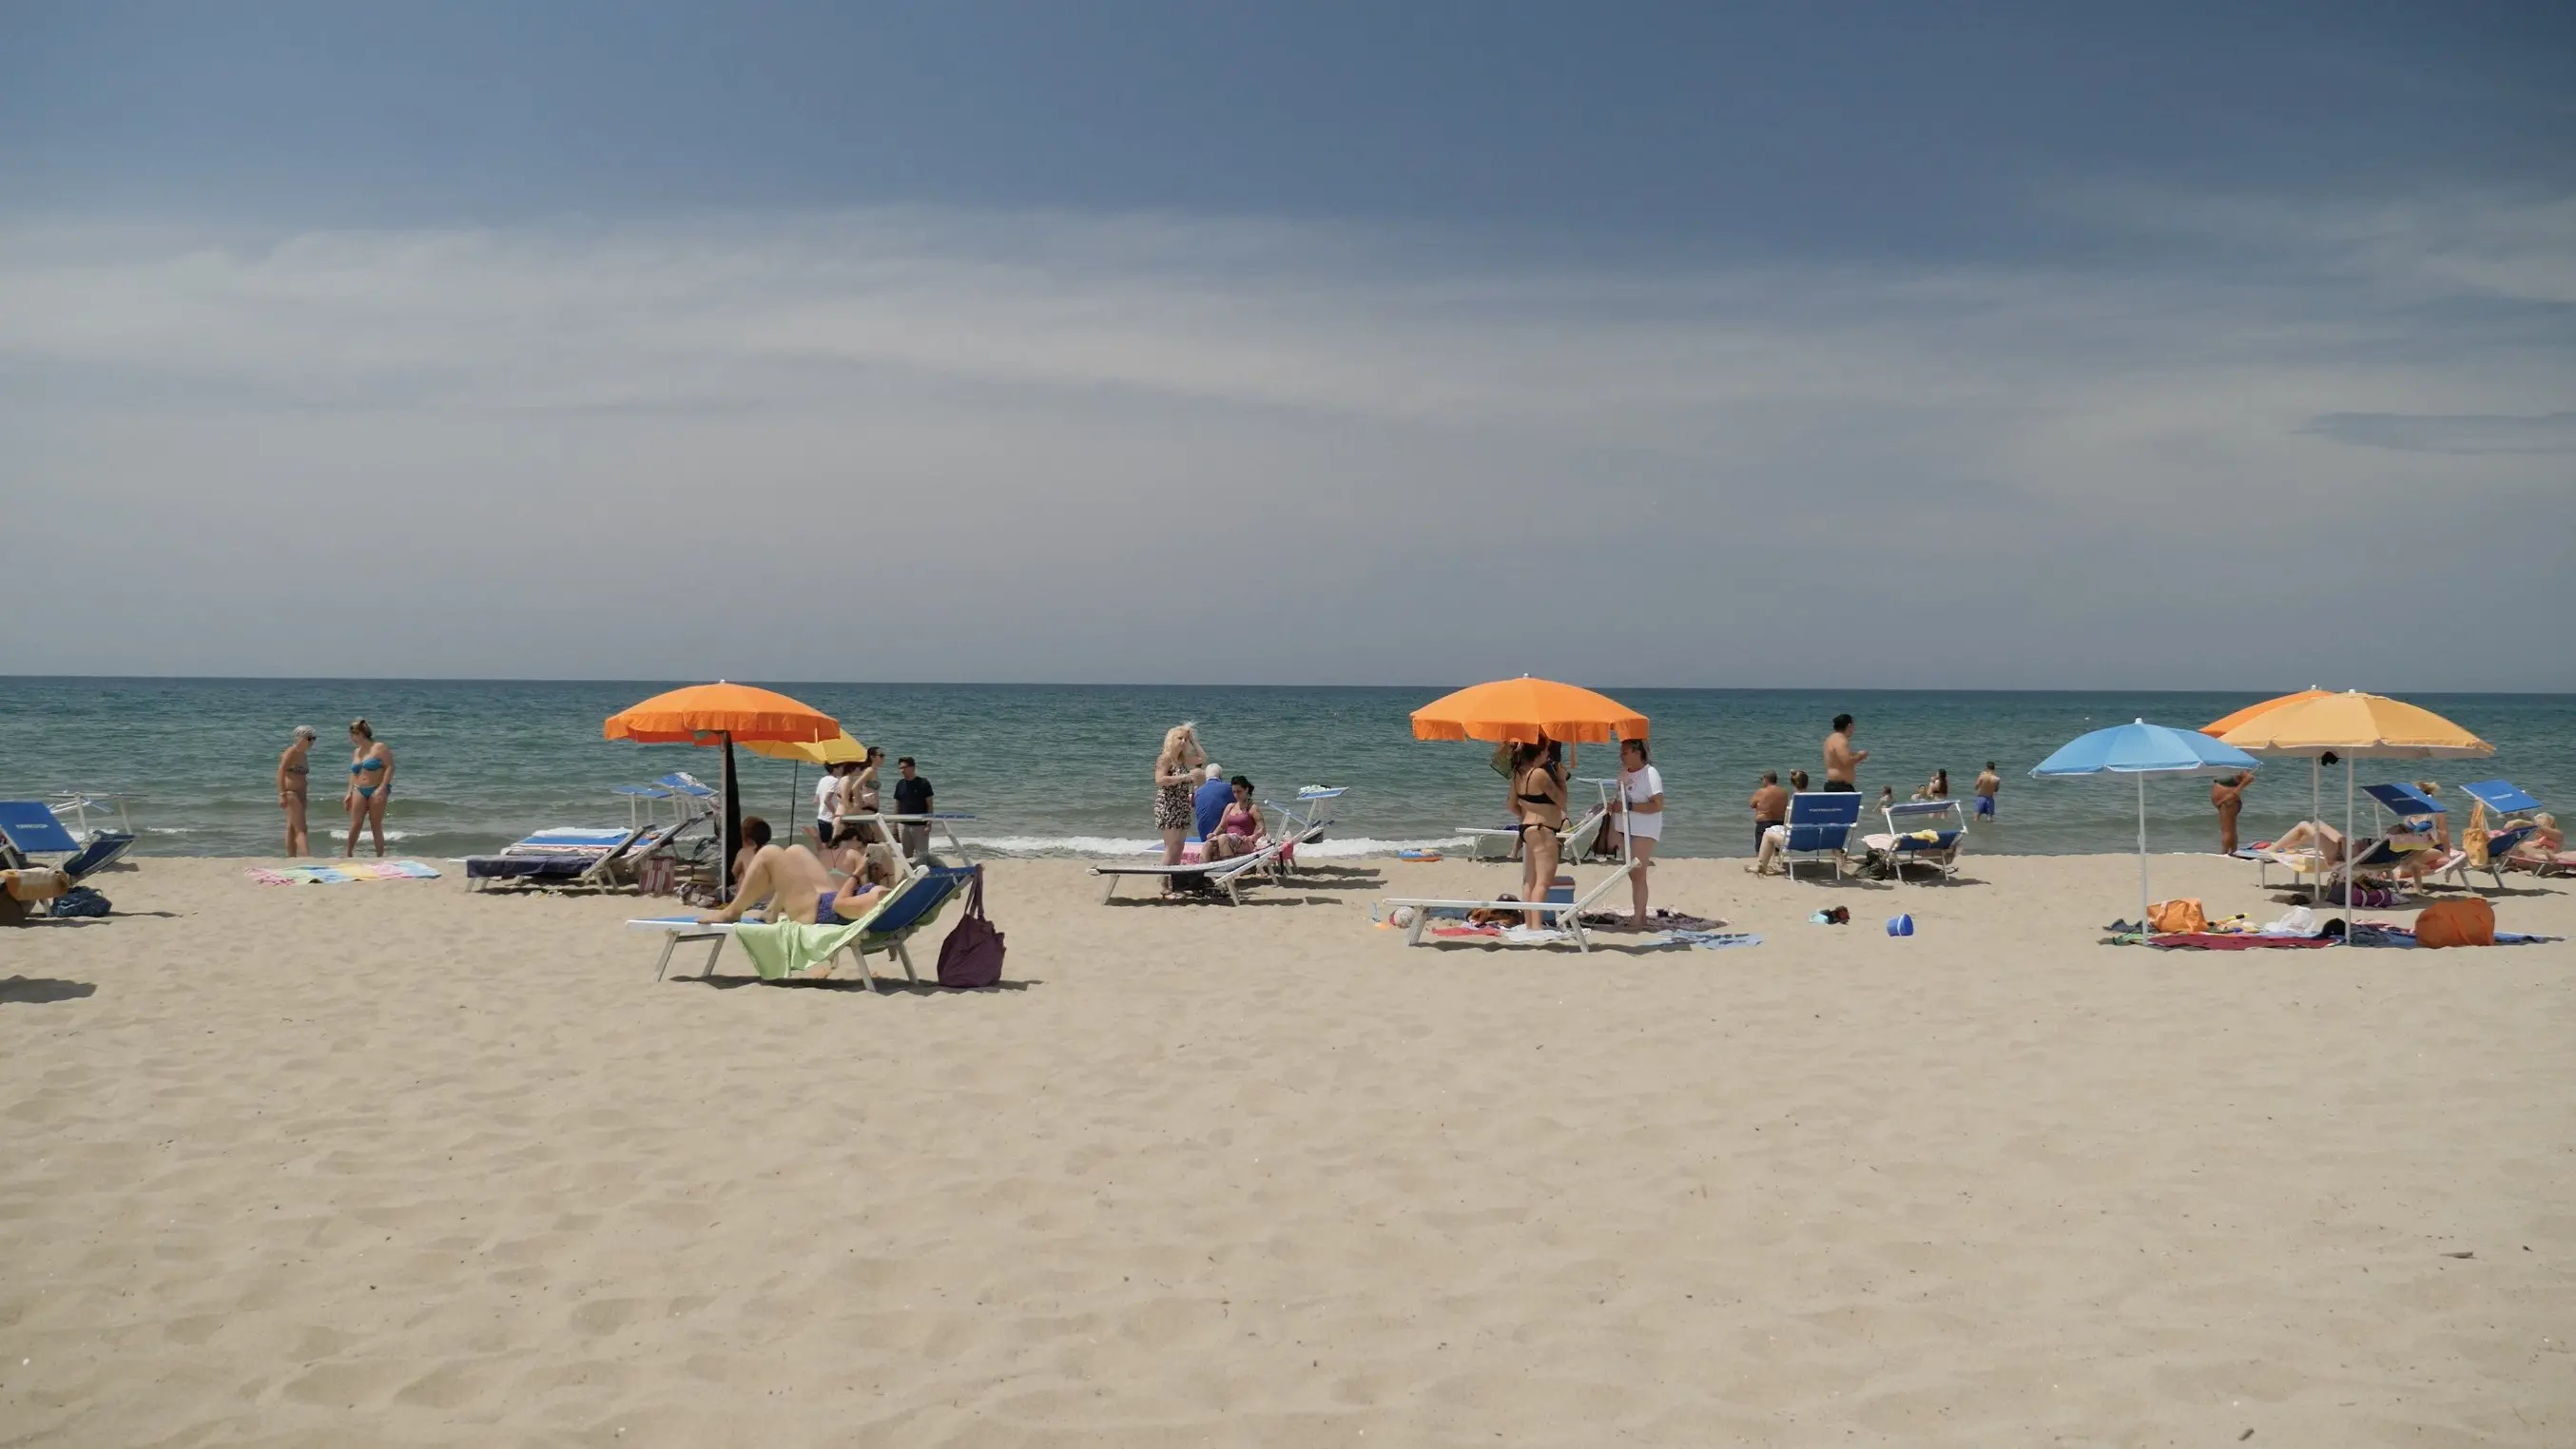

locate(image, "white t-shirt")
[[814, 773, 841, 821], [1619, 764, 1665, 840]]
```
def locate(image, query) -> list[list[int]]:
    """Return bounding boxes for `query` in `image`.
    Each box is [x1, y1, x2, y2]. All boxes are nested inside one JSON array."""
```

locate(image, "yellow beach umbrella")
[[2202, 687, 2334, 738], [2216, 691, 2492, 758], [2218, 692, 2492, 920], [743, 733, 872, 834], [743, 733, 869, 766]]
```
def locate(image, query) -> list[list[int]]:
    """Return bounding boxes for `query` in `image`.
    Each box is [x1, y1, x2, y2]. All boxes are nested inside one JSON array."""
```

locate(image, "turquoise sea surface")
[[4, 679, 2568, 860]]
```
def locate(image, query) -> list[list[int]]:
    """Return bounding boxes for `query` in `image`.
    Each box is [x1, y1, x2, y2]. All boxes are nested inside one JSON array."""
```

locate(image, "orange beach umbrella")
[[1410, 676, 1647, 745], [604, 682, 839, 745], [2202, 687, 2334, 739], [605, 683, 840, 891]]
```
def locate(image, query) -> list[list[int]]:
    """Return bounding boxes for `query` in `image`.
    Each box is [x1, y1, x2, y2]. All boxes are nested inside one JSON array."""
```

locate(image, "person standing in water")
[[1823, 714, 1866, 791], [277, 724, 318, 857], [2211, 772, 2253, 855], [1972, 763, 2001, 820], [342, 719, 396, 858]]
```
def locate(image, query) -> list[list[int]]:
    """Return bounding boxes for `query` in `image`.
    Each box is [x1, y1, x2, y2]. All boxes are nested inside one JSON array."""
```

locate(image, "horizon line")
[[3, 673, 2568, 697]]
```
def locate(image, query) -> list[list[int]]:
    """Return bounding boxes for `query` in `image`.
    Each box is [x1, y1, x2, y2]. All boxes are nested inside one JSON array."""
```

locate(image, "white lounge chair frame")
[[1860, 799, 1969, 883], [1093, 834, 1291, 904], [1379, 867, 1632, 953]]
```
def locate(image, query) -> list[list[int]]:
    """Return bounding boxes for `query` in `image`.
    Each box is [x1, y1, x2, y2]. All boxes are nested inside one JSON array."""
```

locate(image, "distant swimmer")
[[1822, 714, 1866, 792]]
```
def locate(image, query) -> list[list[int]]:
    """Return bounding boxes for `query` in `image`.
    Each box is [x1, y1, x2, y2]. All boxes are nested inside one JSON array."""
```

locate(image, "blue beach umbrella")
[[2032, 720, 2262, 931]]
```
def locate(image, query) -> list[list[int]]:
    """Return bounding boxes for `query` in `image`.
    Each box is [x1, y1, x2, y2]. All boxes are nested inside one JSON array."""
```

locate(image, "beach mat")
[[249, 860, 444, 886]]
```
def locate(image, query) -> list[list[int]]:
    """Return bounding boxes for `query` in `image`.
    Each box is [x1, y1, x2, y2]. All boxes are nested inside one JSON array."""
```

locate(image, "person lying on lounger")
[[2501, 813, 2563, 870], [824, 841, 906, 920], [2265, 820, 2345, 865], [701, 817, 843, 925]]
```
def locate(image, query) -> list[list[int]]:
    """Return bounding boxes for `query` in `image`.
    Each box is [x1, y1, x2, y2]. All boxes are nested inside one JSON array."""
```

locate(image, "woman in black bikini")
[[277, 724, 317, 857], [1512, 737, 1568, 928]]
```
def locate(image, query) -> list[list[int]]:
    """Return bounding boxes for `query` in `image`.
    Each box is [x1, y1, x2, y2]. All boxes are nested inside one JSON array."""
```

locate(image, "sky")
[[3, 2, 2571, 688]]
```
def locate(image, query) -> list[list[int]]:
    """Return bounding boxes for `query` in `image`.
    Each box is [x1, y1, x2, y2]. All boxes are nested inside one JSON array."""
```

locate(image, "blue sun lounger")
[[1779, 792, 1865, 882], [630, 863, 981, 991]]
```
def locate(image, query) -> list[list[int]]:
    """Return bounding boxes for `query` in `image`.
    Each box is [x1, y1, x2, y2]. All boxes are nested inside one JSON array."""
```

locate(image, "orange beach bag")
[[2148, 898, 2206, 934], [2413, 898, 2495, 949]]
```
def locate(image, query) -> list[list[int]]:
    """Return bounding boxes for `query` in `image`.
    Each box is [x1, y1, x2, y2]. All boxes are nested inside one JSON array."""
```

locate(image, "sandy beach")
[[4, 852, 2571, 1447]]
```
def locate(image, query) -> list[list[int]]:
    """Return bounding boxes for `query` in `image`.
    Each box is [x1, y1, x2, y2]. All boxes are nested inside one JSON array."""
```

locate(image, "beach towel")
[[1672, 931, 1763, 949], [248, 860, 444, 886], [732, 918, 868, 980], [2142, 933, 2334, 950]]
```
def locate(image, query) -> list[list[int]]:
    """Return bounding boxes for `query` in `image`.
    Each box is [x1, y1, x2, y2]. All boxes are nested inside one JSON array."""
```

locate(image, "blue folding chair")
[[0, 801, 84, 867], [1781, 792, 1865, 883]]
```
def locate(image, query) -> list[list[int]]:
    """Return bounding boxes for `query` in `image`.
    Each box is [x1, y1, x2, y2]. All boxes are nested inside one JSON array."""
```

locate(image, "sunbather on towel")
[[702, 817, 841, 925]]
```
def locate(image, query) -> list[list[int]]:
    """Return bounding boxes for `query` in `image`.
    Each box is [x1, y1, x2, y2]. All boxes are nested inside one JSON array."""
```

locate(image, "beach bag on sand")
[[2148, 898, 2207, 934], [937, 866, 1005, 989], [48, 886, 109, 918], [2414, 897, 2494, 949]]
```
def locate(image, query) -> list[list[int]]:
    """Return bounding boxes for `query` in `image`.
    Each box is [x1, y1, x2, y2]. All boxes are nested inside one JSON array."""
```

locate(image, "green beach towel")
[[732, 919, 867, 980]]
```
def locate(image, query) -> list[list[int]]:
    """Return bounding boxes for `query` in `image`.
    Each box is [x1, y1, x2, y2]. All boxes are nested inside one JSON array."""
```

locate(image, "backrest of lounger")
[[2361, 782, 2445, 819], [1783, 792, 1862, 848], [0, 801, 82, 856], [61, 832, 137, 879], [862, 865, 978, 937], [2460, 780, 2542, 815]]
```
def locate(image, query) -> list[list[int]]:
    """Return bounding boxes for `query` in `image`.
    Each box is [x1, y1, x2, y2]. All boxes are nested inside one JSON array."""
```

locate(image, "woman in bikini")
[[277, 724, 318, 857], [342, 719, 396, 858], [1153, 723, 1207, 869], [1512, 738, 1568, 928]]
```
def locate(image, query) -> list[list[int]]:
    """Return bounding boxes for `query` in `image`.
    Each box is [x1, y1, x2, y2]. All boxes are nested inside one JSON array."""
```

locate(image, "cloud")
[[2301, 409, 2576, 454], [0, 199, 2569, 687]]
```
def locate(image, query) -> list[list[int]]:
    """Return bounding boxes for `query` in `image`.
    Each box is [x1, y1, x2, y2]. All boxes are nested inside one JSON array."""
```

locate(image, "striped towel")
[[248, 860, 444, 886]]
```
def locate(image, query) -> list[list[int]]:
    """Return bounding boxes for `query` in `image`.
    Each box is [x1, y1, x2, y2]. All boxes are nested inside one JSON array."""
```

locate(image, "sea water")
[[3, 679, 2568, 860]]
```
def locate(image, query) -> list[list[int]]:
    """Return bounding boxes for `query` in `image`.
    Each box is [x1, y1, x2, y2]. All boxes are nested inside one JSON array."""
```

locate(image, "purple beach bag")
[[936, 865, 1006, 989]]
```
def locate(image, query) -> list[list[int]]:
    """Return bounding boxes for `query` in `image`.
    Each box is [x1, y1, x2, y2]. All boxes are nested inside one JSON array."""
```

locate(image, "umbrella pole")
[[2342, 756, 2353, 945], [787, 763, 800, 843], [2310, 757, 2322, 903], [2138, 771, 2150, 931], [721, 733, 742, 894]]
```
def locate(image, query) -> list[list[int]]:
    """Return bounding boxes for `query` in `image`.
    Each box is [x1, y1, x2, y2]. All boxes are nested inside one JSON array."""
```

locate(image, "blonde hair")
[[1159, 722, 1203, 770], [862, 842, 903, 885], [349, 718, 374, 740]]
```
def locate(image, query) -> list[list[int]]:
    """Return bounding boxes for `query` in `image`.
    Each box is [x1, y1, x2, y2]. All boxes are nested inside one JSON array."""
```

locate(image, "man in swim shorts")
[[1973, 762, 2000, 819], [1822, 714, 1866, 791]]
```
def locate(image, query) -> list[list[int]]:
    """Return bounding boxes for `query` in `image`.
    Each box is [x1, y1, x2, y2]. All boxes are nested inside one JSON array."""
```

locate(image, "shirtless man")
[[1748, 770, 1790, 855], [2211, 773, 2252, 855], [1972, 763, 2001, 821], [1822, 714, 1865, 791]]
